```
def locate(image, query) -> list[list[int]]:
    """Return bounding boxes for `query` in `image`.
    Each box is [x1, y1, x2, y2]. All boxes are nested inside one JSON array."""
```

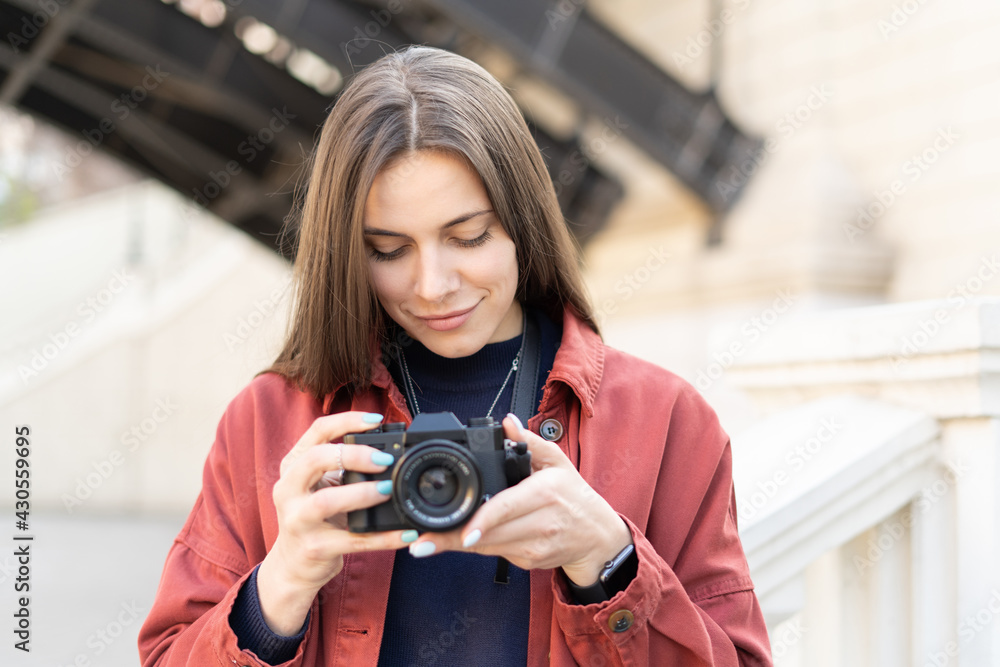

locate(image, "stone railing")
[[729, 298, 1000, 666]]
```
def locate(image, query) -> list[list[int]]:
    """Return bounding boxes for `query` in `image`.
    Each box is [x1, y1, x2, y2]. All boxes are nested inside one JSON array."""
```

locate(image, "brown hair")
[[267, 46, 597, 400]]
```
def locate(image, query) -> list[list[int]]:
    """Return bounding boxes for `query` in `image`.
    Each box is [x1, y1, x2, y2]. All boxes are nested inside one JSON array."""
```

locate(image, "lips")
[[415, 304, 478, 332]]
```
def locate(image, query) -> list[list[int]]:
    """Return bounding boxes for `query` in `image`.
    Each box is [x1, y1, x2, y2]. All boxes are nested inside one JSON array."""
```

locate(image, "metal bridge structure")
[[0, 0, 759, 256]]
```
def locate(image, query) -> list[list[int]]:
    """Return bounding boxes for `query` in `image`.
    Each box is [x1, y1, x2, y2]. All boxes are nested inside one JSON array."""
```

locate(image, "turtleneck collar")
[[391, 328, 523, 395]]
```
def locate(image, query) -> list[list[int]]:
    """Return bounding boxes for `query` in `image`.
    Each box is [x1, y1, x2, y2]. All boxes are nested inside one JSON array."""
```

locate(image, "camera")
[[342, 412, 531, 533]]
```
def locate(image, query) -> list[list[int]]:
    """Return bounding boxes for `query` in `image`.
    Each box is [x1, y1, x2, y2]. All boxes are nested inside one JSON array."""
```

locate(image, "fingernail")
[[409, 541, 437, 558], [371, 451, 395, 466], [376, 480, 392, 495], [401, 530, 419, 543], [462, 529, 481, 548], [506, 413, 524, 434], [363, 413, 384, 424]]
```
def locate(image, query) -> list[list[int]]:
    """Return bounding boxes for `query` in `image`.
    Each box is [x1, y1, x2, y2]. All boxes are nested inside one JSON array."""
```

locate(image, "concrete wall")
[[0, 181, 292, 516]]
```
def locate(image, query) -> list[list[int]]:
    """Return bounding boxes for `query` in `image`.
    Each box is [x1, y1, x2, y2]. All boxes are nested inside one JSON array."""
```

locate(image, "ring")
[[333, 443, 345, 484]]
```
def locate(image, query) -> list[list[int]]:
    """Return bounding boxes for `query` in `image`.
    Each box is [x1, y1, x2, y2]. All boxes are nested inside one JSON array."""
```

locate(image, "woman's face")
[[363, 150, 522, 358]]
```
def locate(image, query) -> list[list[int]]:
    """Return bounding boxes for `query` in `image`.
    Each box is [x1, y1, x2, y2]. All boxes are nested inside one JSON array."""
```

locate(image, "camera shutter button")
[[539, 419, 563, 441]]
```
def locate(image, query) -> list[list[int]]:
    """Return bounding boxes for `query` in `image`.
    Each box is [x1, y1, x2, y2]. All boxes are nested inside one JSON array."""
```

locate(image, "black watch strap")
[[567, 543, 638, 605]]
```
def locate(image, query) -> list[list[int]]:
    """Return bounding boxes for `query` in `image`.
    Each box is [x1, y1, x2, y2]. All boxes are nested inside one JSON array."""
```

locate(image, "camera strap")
[[495, 307, 542, 585], [509, 307, 542, 427]]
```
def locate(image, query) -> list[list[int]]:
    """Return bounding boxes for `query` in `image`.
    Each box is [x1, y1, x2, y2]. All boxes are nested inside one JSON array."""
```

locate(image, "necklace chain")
[[397, 311, 526, 419], [398, 346, 521, 418]]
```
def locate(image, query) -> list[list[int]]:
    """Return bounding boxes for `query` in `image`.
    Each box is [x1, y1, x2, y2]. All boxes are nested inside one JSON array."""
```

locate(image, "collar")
[[321, 306, 605, 418], [544, 307, 604, 418]]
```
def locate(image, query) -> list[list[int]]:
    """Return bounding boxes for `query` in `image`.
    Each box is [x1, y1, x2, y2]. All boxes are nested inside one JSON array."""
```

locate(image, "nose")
[[413, 247, 459, 303]]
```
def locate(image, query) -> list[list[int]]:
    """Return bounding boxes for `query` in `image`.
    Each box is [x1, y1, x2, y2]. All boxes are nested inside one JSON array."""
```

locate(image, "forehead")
[[363, 151, 491, 228]]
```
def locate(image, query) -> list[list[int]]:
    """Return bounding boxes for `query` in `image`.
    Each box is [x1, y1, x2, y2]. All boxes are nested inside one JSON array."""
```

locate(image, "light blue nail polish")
[[401, 530, 419, 543], [376, 480, 392, 495], [410, 541, 436, 558], [462, 529, 482, 548], [371, 451, 395, 466], [506, 412, 525, 433], [363, 413, 384, 424]]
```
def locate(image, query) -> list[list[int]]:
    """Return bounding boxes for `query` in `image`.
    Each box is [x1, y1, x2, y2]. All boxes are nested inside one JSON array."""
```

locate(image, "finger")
[[309, 411, 385, 445], [502, 414, 572, 472], [405, 527, 464, 558], [407, 490, 557, 561], [460, 512, 567, 566], [340, 444, 397, 474], [336, 528, 420, 555], [490, 474, 553, 520], [281, 444, 392, 495], [281, 412, 384, 475], [300, 479, 394, 525], [451, 474, 558, 550], [465, 463, 591, 544], [402, 484, 546, 557], [317, 469, 344, 488], [298, 520, 418, 556]]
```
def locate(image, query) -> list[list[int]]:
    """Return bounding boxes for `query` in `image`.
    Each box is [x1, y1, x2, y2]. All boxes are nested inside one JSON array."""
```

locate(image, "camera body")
[[343, 412, 531, 533]]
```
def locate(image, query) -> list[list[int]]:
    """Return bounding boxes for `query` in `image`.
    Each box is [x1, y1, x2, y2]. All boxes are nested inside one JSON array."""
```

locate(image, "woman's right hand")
[[256, 411, 415, 636]]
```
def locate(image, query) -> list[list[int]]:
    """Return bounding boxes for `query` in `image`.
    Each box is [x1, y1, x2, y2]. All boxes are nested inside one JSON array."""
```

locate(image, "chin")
[[421, 334, 487, 359]]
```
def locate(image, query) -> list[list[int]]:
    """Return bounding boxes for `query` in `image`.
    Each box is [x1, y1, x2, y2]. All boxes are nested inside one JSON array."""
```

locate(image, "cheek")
[[491, 243, 519, 293], [368, 263, 403, 309]]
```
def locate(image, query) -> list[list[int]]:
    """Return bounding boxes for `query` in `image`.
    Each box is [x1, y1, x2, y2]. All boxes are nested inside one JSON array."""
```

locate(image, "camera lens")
[[417, 468, 458, 506], [392, 439, 482, 532]]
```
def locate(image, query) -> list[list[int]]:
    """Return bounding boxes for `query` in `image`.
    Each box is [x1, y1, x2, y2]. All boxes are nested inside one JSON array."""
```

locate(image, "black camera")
[[342, 412, 531, 533]]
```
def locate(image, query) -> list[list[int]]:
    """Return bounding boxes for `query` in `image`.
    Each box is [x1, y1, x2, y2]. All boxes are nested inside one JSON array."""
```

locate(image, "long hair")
[[267, 46, 597, 400]]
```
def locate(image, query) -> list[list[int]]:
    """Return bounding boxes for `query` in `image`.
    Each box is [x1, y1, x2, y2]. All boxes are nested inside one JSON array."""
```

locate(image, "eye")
[[368, 245, 406, 262], [455, 229, 493, 249]]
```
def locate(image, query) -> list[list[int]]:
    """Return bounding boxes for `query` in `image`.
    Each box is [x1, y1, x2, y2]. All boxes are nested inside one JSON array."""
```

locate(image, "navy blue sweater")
[[230, 307, 560, 665]]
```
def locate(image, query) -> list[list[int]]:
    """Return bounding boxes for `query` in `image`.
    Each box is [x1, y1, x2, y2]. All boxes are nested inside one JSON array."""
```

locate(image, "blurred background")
[[0, 0, 997, 664]]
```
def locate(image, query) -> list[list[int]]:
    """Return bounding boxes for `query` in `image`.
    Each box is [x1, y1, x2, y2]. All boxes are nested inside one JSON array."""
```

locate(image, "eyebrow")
[[362, 209, 494, 238]]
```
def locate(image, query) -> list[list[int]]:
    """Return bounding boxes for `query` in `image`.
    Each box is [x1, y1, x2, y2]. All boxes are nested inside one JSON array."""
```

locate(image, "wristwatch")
[[566, 543, 639, 605]]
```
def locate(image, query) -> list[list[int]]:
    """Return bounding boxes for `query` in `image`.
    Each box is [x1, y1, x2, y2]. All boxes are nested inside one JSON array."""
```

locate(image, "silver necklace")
[[397, 313, 526, 418]]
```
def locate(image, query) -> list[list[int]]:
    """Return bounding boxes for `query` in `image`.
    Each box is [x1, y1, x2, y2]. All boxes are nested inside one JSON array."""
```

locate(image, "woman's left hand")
[[408, 414, 633, 587]]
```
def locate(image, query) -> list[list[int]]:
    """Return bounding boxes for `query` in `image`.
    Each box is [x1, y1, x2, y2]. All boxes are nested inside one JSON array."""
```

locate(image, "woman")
[[139, 46, 772, 666]]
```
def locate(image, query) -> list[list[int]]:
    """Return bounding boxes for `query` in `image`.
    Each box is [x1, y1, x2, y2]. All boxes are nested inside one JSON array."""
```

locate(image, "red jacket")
[[139, 309, 772, 666]]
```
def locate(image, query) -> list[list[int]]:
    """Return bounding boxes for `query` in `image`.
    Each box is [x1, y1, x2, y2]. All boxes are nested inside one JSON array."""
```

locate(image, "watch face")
[[600, 544, 638, 597]]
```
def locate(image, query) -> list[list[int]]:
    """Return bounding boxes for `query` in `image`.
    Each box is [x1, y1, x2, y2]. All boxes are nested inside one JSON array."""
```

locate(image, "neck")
[[490, 300, 525, 342], [390, 320, 526, 421]]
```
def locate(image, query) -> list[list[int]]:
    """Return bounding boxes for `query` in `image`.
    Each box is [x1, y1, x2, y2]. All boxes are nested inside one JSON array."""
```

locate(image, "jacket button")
[[539, 419, 563, 441], [608, 609, 634, 633]]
